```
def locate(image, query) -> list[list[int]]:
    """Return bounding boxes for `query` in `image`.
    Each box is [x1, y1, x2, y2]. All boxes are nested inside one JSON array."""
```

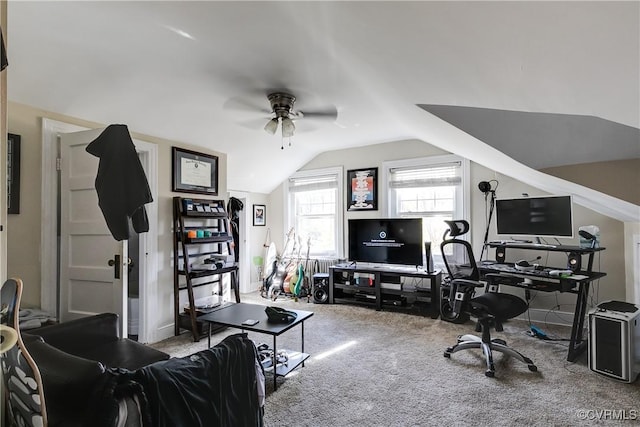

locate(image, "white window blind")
[[287, 168, 342, 258], [389, 161, 462, 189], [389, 161, 462, 217]]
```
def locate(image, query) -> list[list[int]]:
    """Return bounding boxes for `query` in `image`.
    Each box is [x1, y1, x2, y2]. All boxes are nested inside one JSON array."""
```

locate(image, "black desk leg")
[[567, 281, 590, 362], [301, 321, 305, 368]]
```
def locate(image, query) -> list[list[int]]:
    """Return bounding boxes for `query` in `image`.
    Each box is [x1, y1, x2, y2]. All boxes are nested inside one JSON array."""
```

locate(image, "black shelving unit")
[[172, 196, 240, 341], [329, 264, 442, 319]]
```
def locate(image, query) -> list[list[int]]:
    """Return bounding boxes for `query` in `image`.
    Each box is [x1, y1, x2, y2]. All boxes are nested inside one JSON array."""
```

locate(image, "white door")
[[59, 129, 128, 336]]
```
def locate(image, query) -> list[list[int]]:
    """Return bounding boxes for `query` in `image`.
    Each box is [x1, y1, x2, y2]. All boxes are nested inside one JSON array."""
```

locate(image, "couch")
[[2, 278, 264, 427], [24, 332, 264, 427], [26, 312, 169, 370]]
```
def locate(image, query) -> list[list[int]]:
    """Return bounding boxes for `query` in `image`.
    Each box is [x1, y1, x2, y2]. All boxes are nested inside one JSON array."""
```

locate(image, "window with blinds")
[[385, 156, 467, 266], [287, 168, 343, 257]]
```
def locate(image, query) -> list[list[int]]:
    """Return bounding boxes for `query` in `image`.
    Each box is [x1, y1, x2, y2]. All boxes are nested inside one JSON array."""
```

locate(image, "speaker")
[[495, 247, 506, 263], [312, 273, 330, 304], [567, 252, 582, 272], [589, 301, 640, 383], [424, 242, 434, 273]]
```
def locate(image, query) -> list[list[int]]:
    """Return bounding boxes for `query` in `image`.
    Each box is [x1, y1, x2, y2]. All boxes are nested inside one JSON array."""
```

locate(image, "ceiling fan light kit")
[[264, 118, 279, 135], [281, 117, 295, 138], [224, 90, 337, 149], [264, 92, 297, 139]]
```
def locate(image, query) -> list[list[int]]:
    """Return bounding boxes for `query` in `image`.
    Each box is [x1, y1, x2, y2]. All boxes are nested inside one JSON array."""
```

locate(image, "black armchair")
[[2, 278, 264, 427], [28, 312, 169, 370], [1, 278, 149, 427], [440, 220, 537, 377]]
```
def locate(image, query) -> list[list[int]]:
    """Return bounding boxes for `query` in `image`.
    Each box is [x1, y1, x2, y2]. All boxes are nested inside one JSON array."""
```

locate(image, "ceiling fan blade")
[[235, 118, 274, 130], [223, 96, 271, 115], [297, 106, 338, 121]]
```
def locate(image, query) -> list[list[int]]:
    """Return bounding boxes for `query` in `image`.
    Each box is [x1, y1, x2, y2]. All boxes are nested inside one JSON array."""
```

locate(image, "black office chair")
[[440, 220, 537, 377]]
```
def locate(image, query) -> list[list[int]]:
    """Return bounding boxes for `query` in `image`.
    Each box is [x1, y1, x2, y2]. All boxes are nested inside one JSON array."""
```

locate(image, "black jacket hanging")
[[86, 124, 153, 241]]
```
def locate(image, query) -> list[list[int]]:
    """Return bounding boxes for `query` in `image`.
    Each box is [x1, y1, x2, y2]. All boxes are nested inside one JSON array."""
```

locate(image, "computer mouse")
[[515, 260, 535, 272]]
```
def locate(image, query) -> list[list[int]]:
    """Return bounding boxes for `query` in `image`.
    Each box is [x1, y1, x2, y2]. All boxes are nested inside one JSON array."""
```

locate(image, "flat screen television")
[[496, 195, 574, 238], [348, 218, 423, 266]]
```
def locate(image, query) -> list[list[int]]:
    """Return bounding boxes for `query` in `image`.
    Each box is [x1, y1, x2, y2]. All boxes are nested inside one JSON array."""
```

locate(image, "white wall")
[[266, 138, 629, 319]]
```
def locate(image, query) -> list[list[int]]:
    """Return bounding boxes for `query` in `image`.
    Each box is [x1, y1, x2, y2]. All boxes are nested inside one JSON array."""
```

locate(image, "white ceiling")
[[6, 1, 639, 195]]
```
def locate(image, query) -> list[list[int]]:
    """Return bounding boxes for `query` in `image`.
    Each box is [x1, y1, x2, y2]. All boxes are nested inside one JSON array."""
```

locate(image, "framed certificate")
[[172, 147, 218, 195]]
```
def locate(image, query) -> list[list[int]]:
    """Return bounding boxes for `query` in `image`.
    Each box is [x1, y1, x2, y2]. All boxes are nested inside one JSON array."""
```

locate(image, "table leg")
[[301, 321, 305, 367], [431, 273, 441, 319], [567, 281, 590, 362], [232, 269, 241, 303], [273, 335, 278, 391]]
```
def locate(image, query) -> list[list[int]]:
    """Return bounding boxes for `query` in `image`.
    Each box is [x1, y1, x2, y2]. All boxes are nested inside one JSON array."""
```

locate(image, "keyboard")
[[479, 262, 561, 282]]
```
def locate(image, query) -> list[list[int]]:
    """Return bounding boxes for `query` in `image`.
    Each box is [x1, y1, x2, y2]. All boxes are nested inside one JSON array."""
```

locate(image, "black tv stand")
[[328, 264, 442, 319]]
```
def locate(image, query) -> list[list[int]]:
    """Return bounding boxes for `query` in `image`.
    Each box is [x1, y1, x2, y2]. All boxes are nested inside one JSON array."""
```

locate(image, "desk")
[[481, 243, 606, 362], [199, 302, 313, 390]]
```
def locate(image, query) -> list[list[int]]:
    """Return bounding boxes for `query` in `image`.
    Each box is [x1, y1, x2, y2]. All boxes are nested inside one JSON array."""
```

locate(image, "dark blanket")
[[116, 333, 263, 427]]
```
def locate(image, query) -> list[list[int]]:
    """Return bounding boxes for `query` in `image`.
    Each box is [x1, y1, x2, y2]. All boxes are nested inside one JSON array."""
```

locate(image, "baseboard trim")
[[516, 307, 576, 328]]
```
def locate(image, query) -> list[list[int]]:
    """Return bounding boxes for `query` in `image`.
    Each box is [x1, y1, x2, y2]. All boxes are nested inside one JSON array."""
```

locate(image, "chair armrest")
[[30, 313, 119, 355], [24, 334, 107, 426], [449, 279, 482, 317]]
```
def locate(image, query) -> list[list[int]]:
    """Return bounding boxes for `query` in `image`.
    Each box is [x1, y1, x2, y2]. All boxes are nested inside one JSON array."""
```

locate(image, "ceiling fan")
[[223, 90, 338, 149]]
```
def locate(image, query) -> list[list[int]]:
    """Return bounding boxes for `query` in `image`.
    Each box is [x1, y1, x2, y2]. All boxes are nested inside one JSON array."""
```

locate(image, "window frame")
[[382, 154, 471, 266], [284, 166, 344, 259]]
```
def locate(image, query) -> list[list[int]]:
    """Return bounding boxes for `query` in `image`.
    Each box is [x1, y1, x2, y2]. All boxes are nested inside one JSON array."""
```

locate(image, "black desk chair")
[[440, 220, 537, 377]]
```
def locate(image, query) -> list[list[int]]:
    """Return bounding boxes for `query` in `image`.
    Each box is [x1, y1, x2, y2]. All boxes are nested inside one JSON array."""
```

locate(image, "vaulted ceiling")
[[7, 1, 639, 197]]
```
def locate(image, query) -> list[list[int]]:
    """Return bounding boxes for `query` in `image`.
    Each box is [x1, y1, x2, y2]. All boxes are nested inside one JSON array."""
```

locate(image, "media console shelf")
[[328, 264, 442, 319], [482, 242, 606, 362]]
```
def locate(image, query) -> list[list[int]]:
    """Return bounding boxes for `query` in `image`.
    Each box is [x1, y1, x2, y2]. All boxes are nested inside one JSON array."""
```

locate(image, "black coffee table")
[[199, 302, 314, 390]]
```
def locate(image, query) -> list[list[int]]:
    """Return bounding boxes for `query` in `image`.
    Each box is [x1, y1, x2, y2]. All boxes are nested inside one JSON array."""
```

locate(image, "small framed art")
[[347, 167, 378, 211], [7, 133, 21, 214], [253, 204, 266, 226]]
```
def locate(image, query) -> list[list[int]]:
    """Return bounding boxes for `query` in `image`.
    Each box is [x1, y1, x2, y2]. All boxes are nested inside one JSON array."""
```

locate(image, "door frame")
[[41, 118, 158, 342], [228, 191, 250, 293]]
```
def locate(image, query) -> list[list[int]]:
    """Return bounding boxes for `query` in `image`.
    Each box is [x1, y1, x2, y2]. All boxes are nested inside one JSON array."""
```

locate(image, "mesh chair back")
[[1, 278, 48, 427], [440, 220, 479, 282]]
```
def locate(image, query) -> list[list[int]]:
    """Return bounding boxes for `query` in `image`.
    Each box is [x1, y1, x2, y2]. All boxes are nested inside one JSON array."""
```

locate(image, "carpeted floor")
[[152, 292, 640, 426]]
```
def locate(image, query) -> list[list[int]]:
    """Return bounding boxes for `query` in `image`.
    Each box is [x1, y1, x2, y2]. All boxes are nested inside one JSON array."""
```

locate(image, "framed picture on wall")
[[347, 167, 378, 211], [172, 147, 218, 195], [253, 204, 266, 226], [7, 133, 21, 214]]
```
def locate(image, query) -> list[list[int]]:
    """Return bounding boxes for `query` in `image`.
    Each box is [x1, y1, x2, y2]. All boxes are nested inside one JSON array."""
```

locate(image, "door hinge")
[[56, 157, 62, 171]]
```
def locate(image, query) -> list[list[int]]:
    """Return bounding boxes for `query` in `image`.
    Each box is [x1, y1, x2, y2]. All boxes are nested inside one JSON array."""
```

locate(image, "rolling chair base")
[[444, 334, 538, 377]]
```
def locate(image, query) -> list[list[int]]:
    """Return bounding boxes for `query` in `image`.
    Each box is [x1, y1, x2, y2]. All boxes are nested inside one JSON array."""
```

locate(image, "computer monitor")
[[496, 195, 574, 239], [348, 218, 424, 266]]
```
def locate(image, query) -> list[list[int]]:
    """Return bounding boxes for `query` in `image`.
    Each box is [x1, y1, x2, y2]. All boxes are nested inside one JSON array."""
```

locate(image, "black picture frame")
[[172, 147, 218, 195], [347, 167, 378, 211], [253, 204, 266, 226], [7, 133, 21, 214]]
